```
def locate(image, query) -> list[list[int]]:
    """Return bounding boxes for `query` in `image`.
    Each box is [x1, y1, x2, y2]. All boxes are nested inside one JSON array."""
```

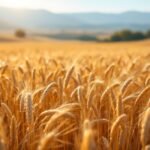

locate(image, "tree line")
[[14, 29, 150, 42], [110, 30, 150, 42]]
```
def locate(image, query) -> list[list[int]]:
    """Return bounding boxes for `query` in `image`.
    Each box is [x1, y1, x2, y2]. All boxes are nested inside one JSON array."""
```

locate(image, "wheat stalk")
[[141, 108, 150, 148]]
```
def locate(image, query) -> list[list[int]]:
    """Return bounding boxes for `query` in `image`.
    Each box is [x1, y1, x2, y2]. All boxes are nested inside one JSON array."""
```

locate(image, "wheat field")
[[0, 40, 150, 150]]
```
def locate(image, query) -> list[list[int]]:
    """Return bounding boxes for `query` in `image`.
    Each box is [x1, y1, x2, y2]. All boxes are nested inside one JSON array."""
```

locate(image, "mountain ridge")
[[0, 7, 150, 31]]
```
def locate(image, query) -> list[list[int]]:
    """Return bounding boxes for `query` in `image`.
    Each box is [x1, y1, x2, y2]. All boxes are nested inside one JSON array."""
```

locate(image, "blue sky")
[[0, 0, 150, 13]]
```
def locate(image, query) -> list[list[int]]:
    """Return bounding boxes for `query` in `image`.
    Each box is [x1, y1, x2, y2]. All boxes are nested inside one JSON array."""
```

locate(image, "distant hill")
[[0, 7, 150, 32]]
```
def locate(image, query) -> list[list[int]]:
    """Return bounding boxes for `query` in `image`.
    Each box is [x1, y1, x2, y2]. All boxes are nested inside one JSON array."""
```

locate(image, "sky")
[[0, 0, 150, 13]]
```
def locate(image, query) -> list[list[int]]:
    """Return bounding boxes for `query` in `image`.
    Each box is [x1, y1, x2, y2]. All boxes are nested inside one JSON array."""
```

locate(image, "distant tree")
[[110, 32, 122, 41], [15, 29, 26, 38], [120, 30, 133, 41], [146, 30, 150, 38], [132, 32, 145, 40], [110, 30, 145, 42]]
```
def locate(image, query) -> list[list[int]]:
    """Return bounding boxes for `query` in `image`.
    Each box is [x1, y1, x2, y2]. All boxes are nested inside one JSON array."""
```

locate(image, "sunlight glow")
[[0, 0, 149, 13], [0, 0, 28, 8]]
